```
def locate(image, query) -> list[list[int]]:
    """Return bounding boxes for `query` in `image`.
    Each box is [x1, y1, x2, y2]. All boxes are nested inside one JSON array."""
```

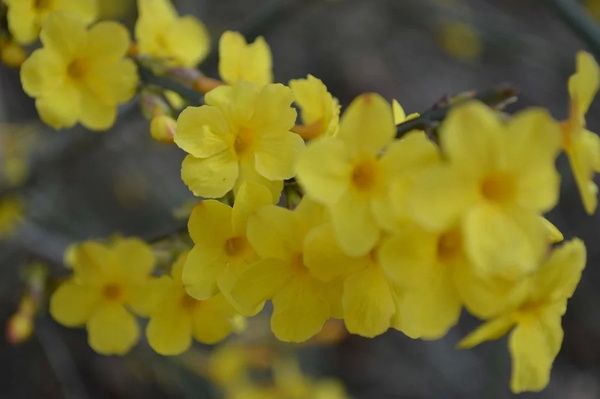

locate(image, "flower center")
[[224, 236, 248, 257], [180, 293, 199, 310], [102, 283, 123, 301], [234, 128, 254, 157], [436, 229, 462, 263], [290, 253, 308, 274], [67, 59, 87, 81], [351, 159, 379, 192], [480, 173, 516, 204]]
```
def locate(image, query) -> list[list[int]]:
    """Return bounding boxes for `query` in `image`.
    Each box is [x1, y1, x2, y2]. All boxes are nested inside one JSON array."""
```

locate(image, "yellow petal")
[[175, 106, 231, 158], [147, 306, 192, 356], [87, 303, 139, 355], [181, 151, 239, 198], [6, 2, 38, 44], [255, 131, 305, 180], [135, 0, 177, 42], [570, 129, 600, 214], [440, 101, 503, 174], [40, 13, 86, 60], [229, 258, 293, 316], [541, 218, 563, 243], [271, 276, 330, 342], [129, 276, 172, 317], [113, 237, 156, 285], [234, 160, 283, 202], [232, 181, 273, 235], [183, 244, 228, 300], [464, 206, 547, 280], [249, 84, 296, 132], [247, 205, 297, 259], [84, 21, 130, 62], [79, 90, 117, 131], [303, 224, 369, 282], [50, 281, 100, 326], [568, 51, 600, 117], [509, 315, 563, 393], [163, 16, 210, 67], [458, 314, 515, 349], [337, 93, 394, 155], [380, 132, 441, 176], [343, 265, 395, 337], [35, 81, 80, 129], [289, 74, 340, 138], [219, 31, 273, 86], [20, 49, 64, 97], [392, 99, 406, 125], [86, 58, 138, 104], [192, 294, 236, 344], [188, 199, 233, 244], [330, 192, 380, 257], [72, 241, 114, 285], [531, 238, 586, 304], [295, 137, 352, 205]]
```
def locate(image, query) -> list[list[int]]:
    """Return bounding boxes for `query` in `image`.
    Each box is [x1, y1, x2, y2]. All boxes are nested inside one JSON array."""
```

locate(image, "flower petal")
[[50, 281, 100, 326], [330, 193, 379, 257], [87, 303, 139, 355], [181, 151, 239, 198], [254, 131, 305, 180], [175, 105, 231, 158]]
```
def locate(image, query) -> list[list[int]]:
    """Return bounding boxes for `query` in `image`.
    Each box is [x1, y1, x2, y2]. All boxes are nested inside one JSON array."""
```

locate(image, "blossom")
[[296, 93, 406, 256], [561, 51, 600, 214], [5, 0, 97, 45], [145, 252, 239, 355], [135, 0, 210, 68], [289, 75, 340, 139], [50, 238, 156, 355], [219, 31, 272, 87], [174, 81, 303, 200], [410, 102, 561, 279], [182, 182, 272, 308], [459, 239, 586, 393], [20, 13, 138, 130], [229, 198, 342, 342], [0, 195, 24, 238]]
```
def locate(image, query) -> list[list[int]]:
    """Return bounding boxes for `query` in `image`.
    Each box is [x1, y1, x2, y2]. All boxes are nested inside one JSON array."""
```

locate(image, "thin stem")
[[138, 65, 204, 105], [548, 0, 600, 58], [396, 84, 519, 137]]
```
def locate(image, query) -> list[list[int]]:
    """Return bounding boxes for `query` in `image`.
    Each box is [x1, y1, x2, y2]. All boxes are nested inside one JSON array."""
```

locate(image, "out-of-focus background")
[[2, 0, 600, 397]]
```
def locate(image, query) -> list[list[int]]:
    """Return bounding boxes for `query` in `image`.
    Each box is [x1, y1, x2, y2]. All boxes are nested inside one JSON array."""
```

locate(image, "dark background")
[[1, 0, 600, 397]]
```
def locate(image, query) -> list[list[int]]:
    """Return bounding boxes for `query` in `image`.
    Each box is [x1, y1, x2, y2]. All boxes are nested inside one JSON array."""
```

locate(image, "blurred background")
[[2, 0, 600, 397]]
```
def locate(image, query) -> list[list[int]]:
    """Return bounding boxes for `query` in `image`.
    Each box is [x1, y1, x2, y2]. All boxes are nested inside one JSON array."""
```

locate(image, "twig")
[[548, 0, 600, 58], [396, 84, 519, 137], [138, 65, 204, 105]]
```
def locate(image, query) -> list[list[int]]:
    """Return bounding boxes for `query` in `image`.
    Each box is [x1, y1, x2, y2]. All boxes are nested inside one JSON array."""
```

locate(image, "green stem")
[[548, 0, 600, 58], [138, 65, 204, 105], [396, 84, 519, 137]]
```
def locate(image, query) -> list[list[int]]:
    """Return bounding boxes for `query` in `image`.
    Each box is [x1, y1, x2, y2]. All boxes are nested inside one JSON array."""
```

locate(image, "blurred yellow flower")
[[438, 21, 483, 62], [410, 102, 561, 279], [20, 13, 138, 131], [135, 0, 210, 67], [183, 182, 272, 307], [175, 81, 303, 200], [4, 0, 97, 45], [459, 239, 586, 393], [145, 252, 239, 355], [562, 51, 600, 214], [289, 74, 340, 139], [219, 31, 273, 87], [50, 238, 156, 355], [0, 195, 24, 238]]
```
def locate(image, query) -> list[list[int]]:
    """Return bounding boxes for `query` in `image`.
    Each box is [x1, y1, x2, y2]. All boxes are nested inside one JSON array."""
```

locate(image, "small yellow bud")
[[0, 40, 26, 68], [150, 115, 177, 143], [6, 296, 35, 345]]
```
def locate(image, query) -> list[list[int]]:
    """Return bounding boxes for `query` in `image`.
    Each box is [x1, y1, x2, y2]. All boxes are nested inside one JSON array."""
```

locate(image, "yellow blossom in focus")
[[182, 182, 272, 308], [50, 238, 156, 355], [144, 252, 239, 355], [0, 195, 24, 238], [219, 31, 273, 87], [289, 75, 340, 139], [410, 102, 561, 280], [20, 13, 138, 131], [135, 0, 210, 67], [296, 93, 406, 256], [438, 21, 483, 62], [562, 51, 600, 214], [5, 0, 97, 45], [230, 198, 343, 342], [459, 239, 586, 393], [174, 81, 303, 200]]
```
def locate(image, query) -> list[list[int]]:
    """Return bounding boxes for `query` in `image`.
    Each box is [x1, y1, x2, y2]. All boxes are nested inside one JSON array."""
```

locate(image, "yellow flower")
[[230, 198, 342, 342], [437, 21, 483, 62], [0, 195, 24, 238], [296, 93, 407, 256], [145, 252, 239, 355], [392, 99, 419, 126], [50, 238, 156, 355], [20, 13, 138, 131], [175, 81, 303, 200], [219, 31, 272, 87], [459, 239, 586, 393], [410, 102, 561, 279], [5, 0, 97, 45], [562, 51, 600, 214], [289, 75, 340, 139], [182, 182, 272, 307], [135, 0, 210, 68]]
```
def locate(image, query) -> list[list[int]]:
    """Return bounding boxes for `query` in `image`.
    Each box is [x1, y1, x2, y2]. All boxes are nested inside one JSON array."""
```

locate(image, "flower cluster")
[[5, 0, 598, 394]]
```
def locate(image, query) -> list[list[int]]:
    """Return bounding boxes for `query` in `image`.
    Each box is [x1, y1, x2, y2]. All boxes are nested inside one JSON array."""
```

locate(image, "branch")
[[138, 65, 205, 105], [396, 84, 519, 137], [548, 0, 600, 58]]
